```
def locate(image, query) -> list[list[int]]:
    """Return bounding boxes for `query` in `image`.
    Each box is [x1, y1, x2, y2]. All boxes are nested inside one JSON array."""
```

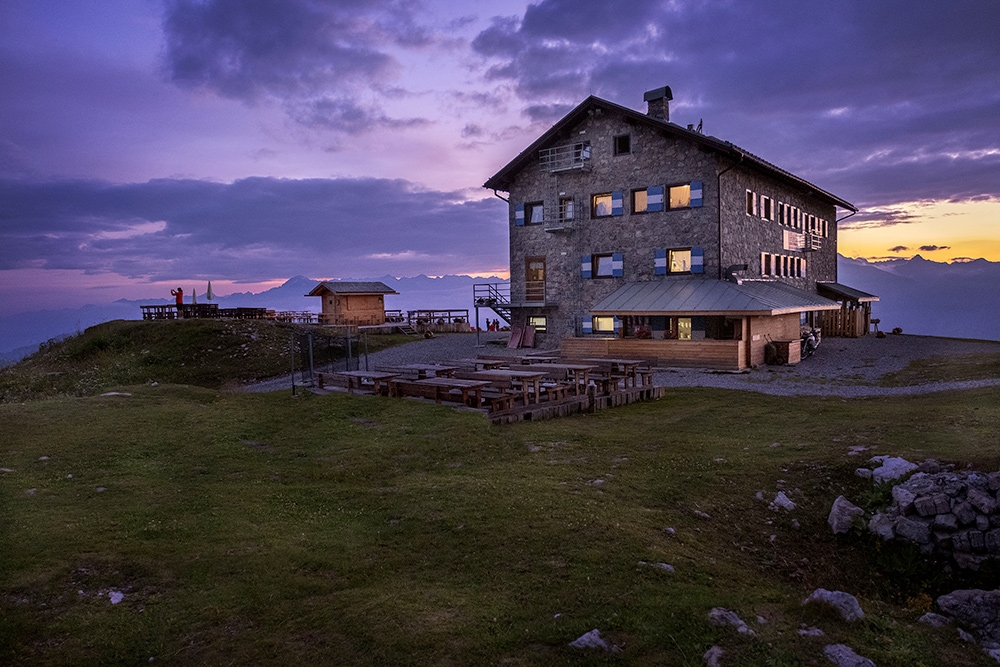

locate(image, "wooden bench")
[[589, 372, 623, 395], [389, 380, 444, 401], [316, 372, 350, 390], [540, 382, 571, 403], [482, 390, 516, 414]]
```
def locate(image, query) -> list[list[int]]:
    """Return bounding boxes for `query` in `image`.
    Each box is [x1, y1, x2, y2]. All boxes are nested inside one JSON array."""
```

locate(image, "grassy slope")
[[3, 323, 1000, 664], [3, 381, 1000, 665], [0, 319, 413, 401]]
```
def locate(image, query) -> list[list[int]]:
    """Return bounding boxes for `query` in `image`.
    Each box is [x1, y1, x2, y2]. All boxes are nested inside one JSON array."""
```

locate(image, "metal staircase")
[[473, 283, 511, 323]]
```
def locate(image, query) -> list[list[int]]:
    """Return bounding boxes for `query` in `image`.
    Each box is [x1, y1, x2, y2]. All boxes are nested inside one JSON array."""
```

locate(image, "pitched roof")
[[306, 281, 398, 297], [483, 95, 857, 212], [589, 278, 841, 316]]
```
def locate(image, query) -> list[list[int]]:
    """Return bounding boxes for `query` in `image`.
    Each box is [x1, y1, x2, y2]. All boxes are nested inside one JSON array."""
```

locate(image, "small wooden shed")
[[816, 282, 880, 338], [306, 281, 398, 326]]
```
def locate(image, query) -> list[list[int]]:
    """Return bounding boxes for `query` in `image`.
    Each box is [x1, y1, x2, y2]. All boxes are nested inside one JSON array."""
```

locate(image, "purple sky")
[[2, 0, 999, 316]]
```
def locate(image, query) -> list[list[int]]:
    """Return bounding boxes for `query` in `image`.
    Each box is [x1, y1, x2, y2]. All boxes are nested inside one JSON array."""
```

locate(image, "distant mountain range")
[[838, 255, 1000, 342], [3, 257, 999, 365], [0, 274, 508, 365]]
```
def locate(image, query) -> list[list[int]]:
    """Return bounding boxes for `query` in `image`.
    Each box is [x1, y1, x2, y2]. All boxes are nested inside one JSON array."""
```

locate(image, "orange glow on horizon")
[[839, 199, 1000, 262]]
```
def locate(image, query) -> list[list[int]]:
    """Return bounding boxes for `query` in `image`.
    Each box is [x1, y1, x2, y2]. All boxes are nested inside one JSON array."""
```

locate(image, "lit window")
[[669, 249, 691, 273], [631, 189, 648, 213], [527, 316, 547, 332], [677, 317, 692, 340], [593, 316, 615, 332], [669, 184, 690, 209], [613, 134, 631, 155], [592, 193, 613, 217]]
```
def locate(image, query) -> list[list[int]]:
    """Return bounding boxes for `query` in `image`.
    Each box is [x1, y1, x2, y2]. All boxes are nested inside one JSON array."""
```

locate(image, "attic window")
[[613, 134, 631, 155]]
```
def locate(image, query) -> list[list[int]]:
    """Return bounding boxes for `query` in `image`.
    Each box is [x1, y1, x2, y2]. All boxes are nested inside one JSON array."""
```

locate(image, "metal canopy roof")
[[589, 278, 841, 316], [816, 282, 880, 303], [306, 281, 399, 297]]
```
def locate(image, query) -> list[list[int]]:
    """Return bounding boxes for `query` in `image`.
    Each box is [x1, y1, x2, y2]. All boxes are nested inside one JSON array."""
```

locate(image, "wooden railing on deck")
[[561, 337, 744, 370]]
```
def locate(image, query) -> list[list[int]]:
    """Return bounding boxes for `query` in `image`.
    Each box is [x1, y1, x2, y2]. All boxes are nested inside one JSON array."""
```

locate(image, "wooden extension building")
[[306, 281, 398, 326]]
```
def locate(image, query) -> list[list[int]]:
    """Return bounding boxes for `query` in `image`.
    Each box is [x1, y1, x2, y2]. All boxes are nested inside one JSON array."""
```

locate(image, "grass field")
[[0, 319, 414, 402], [4, 377, 1000, 665]]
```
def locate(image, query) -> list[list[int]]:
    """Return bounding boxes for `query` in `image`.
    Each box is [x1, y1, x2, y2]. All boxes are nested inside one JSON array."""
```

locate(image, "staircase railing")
[[473, 282, 511, 322]]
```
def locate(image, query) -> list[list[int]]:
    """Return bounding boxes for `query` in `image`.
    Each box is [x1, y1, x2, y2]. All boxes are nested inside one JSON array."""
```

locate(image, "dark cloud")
[[0, 176, 508, 281], [461, 124, 484, 139], [160, 0, 435, 132], [287, 97, 431, 133], [472, 0, 1000, 213], [889, 246, 910, 253], [919, 245, 950, 252], [841, 208, 918, 230]]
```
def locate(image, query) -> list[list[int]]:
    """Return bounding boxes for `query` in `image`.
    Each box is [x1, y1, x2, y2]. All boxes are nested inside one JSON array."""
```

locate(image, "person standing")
[[170, 287, 184, 318]]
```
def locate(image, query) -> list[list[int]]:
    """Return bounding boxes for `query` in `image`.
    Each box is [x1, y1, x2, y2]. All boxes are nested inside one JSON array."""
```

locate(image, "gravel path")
[[241, 332, 1000, 397], [653, 334, 1000, 397]]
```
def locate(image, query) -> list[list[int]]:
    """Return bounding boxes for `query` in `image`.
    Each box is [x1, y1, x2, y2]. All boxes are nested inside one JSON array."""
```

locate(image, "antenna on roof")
[[696, 118, 703, 133]]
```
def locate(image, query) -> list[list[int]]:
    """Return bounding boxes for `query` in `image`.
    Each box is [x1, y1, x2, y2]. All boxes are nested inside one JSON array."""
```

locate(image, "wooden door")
[[525, 257, 546, 301]]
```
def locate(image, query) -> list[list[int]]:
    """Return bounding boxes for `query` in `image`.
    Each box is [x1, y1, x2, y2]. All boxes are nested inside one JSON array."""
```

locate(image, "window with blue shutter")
[[613, 316, 622, 334], [514, 203, 525, 226], [654, 249, 667, 275], [691, 246, 704, 273], [611, 253, 624, 277], [581, 254, 592, 279], [581, 315, 593, 334], [611, 191, 623, 216], [647, 185, 664, 212], [690, 181, 703, 207]]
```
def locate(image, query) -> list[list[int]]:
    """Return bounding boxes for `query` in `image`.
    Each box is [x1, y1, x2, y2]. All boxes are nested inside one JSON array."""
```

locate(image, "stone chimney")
[[643, 86, 673, 122]]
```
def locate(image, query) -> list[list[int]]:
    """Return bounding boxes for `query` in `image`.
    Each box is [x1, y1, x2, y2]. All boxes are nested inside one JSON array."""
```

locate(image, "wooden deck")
[[140, 304, 269, 320]]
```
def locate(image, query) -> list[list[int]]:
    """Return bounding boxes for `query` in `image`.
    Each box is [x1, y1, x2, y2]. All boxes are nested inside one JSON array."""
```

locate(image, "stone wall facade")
[[502, 98, 848, 348], [720, 166, 838, 286]]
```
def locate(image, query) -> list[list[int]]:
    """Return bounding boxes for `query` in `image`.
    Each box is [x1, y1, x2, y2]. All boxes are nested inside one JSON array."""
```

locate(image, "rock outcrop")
[[868, 471, 1000, 570]]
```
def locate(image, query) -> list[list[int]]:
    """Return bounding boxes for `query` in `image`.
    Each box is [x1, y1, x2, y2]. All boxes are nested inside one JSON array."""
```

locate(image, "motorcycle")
[[801, 327, 821, 357]]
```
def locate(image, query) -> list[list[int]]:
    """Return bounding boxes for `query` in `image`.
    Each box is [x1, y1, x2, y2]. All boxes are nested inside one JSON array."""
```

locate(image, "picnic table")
[[412, 377, 491, 408], [583, 358, 646, 388], [469, 369, 548, 406], [520, 355, 561, 364], [335, 370, 400, 395], [524, 363, 596, 396], [394, 363, 458, 379], [451, 358, 507, 370]]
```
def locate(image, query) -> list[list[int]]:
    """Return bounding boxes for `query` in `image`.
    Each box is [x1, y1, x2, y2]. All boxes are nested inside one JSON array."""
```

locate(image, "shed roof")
[[306, 281, 398, 297], [589, 278, 841, 316], [816, 282, 880, 303], [483, 95, 856, 212]]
